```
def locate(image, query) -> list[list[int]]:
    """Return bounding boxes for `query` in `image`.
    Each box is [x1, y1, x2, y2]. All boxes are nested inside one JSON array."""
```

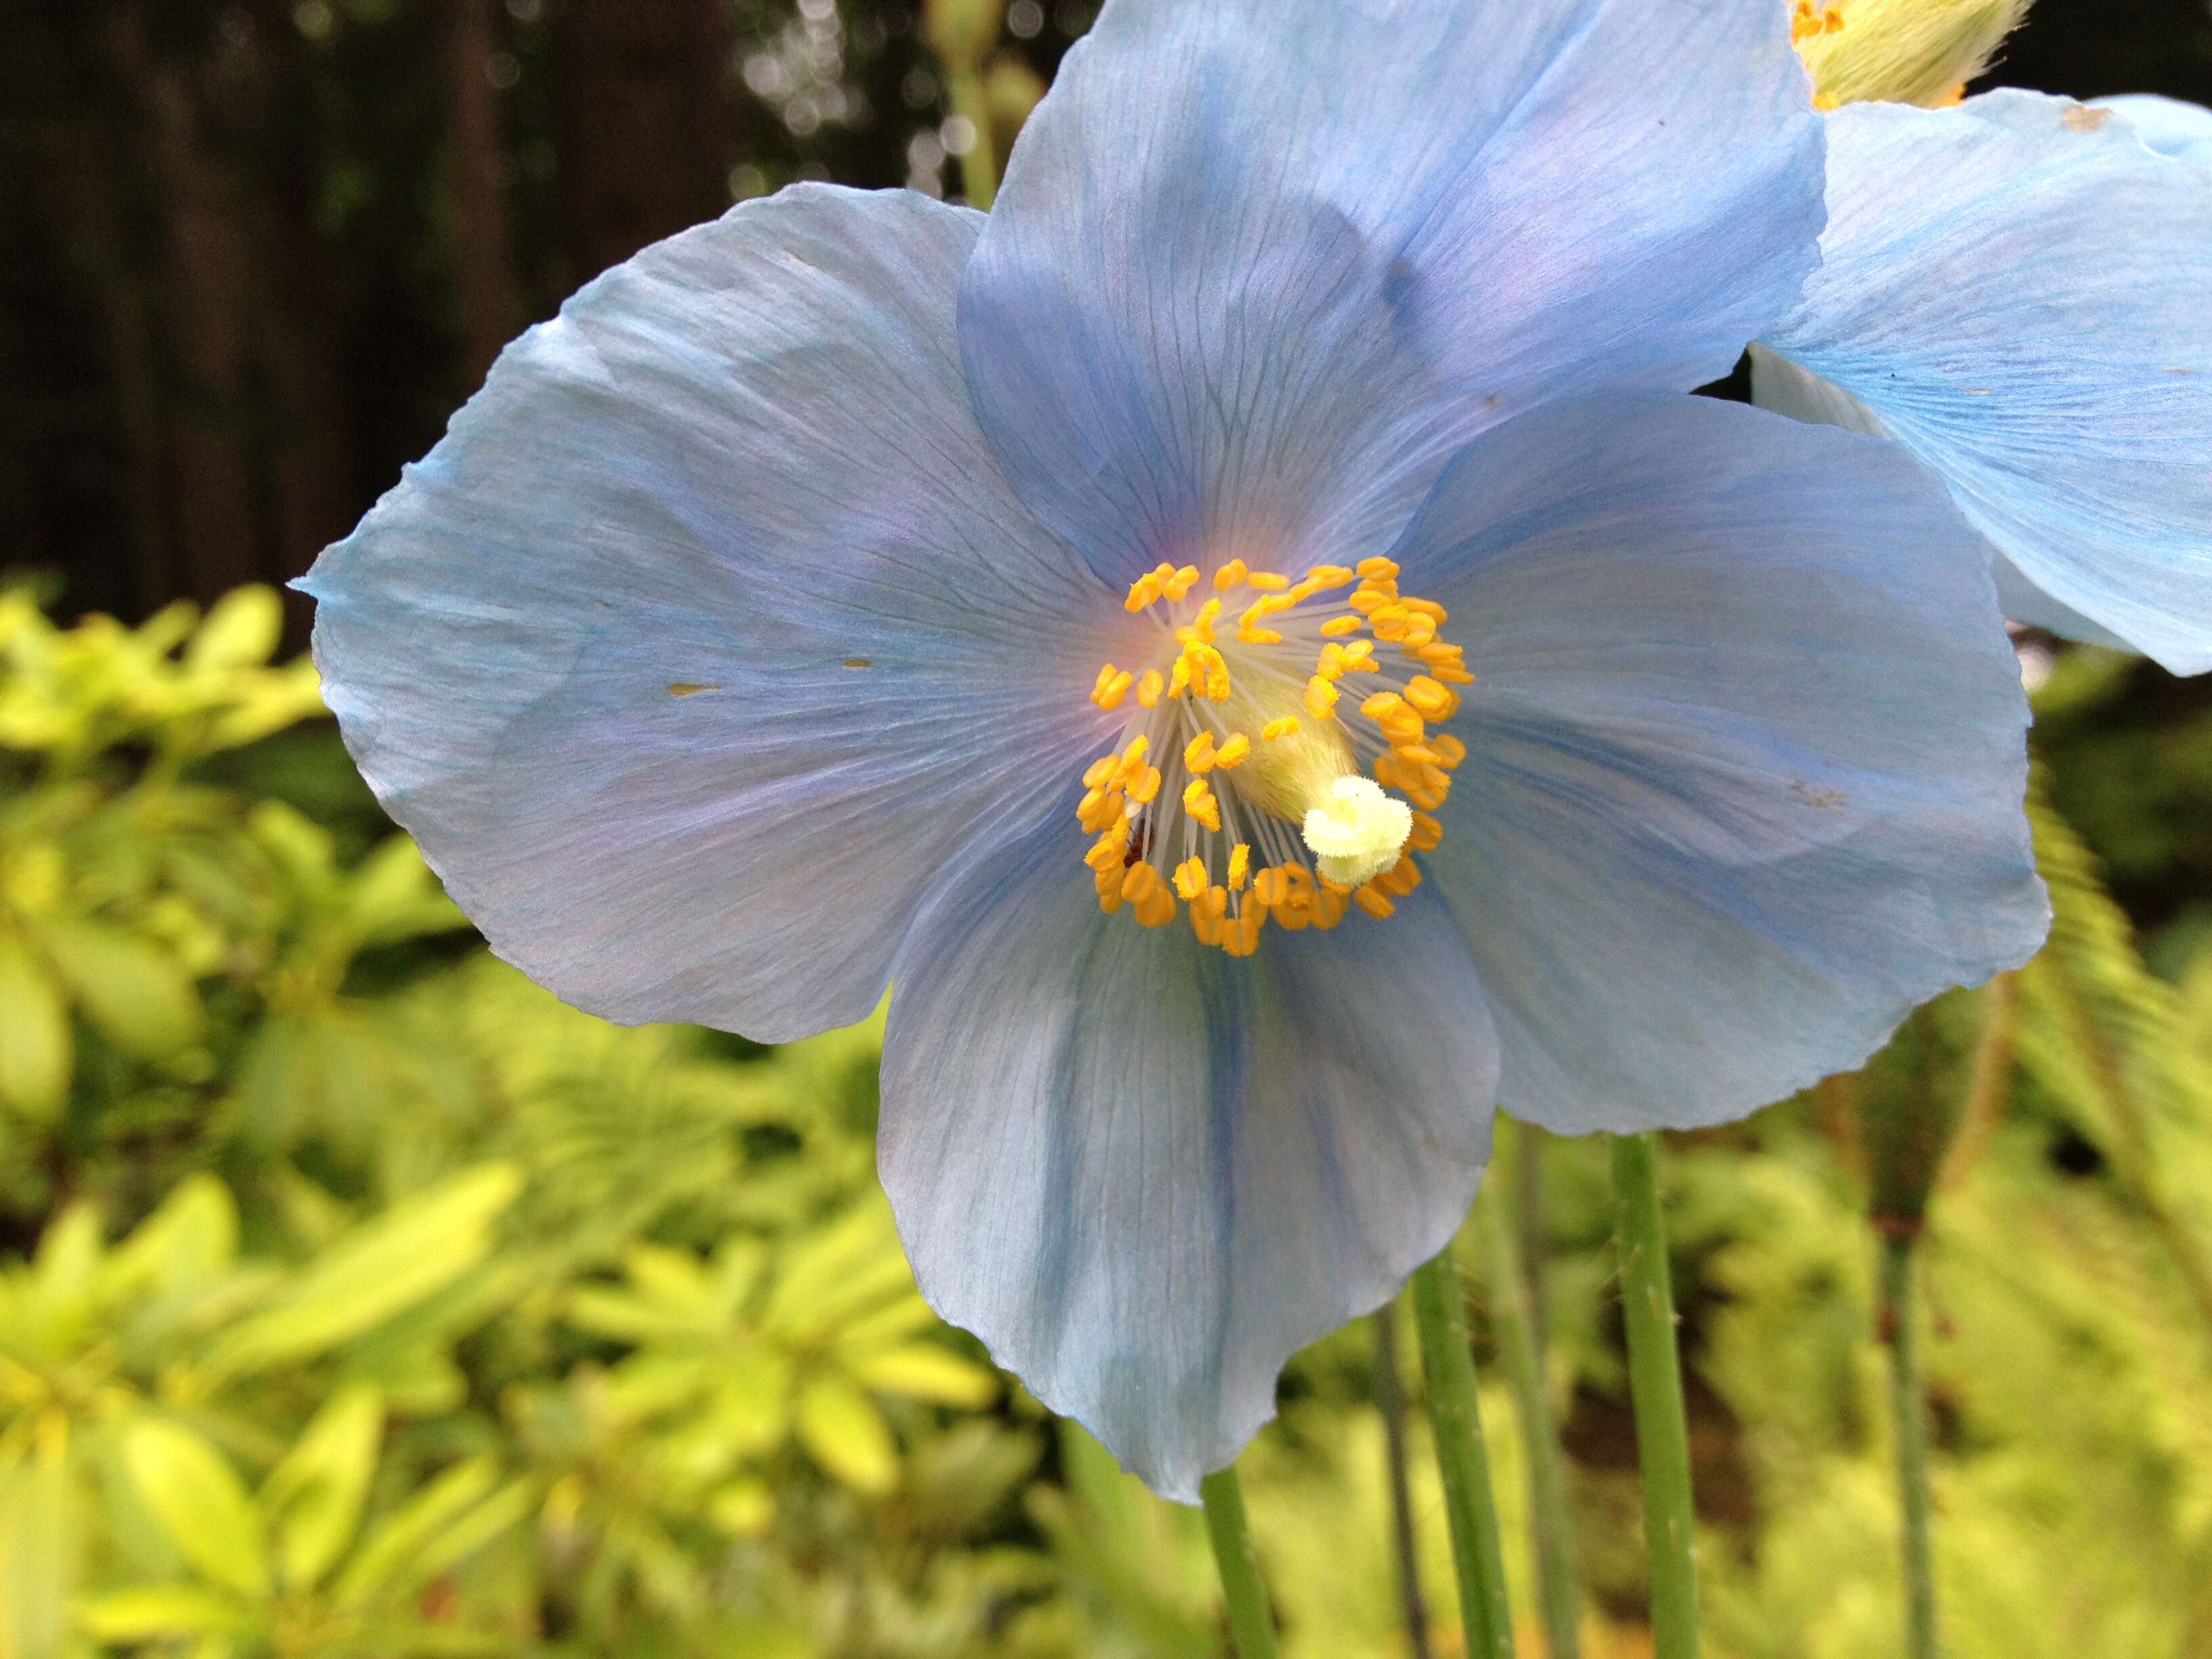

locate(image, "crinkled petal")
[[302, 185, 1115, 1042], [2093, 94, 2212, 163], [879, 819, 1498, 1500], [1399, 394, 2046, 1133], [1758, 91, 2212, 674], [958, 0, 1823, 587]]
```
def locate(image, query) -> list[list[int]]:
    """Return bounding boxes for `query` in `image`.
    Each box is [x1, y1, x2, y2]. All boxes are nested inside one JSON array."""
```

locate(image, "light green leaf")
[[0, 1418, 80, 1659], [262, 1384, 382, 1590], [184, 586, 282, 670], [705, 1478, 773, 1539], [105, 1174, 239, 1298], [34, 916, 203, 1059], [330, 1458, 498, 1608], [75, 1584, 253, 1641], [0, 931, 70, 1121], [213, 1164, 521, 1372], [121, 1420, 269, 1601], [794, 1376, 899, 1496], [851, 1343, 1000, 1408]]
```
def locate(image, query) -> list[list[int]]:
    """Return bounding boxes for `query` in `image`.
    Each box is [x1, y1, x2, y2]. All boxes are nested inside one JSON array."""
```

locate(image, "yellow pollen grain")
[[1305, 676, 1339, 720], [1403, 676, 1458, 720], [1136, 668, 1164, 708], [1184, 779, 1223, 832], [1124, 573, 1163, 612], [1121, 861, 1161, 903], [1168, 654, 1193, 698], [1361, 691, 1404, 721], [1356, 557, 1400, 581], [1431, 733, 1466, 767], [1246, 571, 1292, 592], [1308, 564, 1355, 588], [1174, 857, 1209, 901], [1228, 844, 1251, 891], [1093, 669, 1134, 709], [1214, 558, 1249, 592], [1214, 733, 1252, 769], [1261, 716, 1300, 741], [1185, 731, 1218, 774], [1409, 811, 1443, 852], [1320, 614, 1363, 638], [1128, 764, 1162, 805], [1355, 885, 1395, 919], [1164, 565, 1202, 601], [1083, 756, 1116, 789]]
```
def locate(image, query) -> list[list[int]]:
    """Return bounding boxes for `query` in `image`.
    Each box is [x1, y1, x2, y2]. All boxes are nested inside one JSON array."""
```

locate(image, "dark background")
[[3, 0, 2209, 924]]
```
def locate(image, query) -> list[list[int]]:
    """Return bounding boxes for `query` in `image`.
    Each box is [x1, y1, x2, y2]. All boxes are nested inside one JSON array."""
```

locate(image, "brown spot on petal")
[[2063, 104, 2113, 132], [667, 682, 720, 697], [842, 657, 874, 670]]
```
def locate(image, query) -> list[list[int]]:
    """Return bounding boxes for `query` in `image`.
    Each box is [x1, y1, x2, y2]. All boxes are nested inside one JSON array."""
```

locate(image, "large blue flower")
[[301, 0, 2047, 1499], [1754, 89, 2212, 672]]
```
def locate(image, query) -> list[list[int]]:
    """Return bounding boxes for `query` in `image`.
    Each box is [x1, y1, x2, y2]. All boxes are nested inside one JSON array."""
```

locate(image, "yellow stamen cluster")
[[1075, 553, 1474, 955], [1792, 0, 2030, 111]]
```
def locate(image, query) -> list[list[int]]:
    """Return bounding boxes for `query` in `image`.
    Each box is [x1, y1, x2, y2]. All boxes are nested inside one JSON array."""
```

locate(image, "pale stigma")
[[1301, 777, 1414, 890]]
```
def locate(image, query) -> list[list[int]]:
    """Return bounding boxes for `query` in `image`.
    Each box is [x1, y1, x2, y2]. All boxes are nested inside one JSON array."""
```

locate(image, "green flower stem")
[[1881, 1227, 1940, 1659], [1372, 1303, 1439, 1659], [1611, 1132, 1700, 1659], [1481, 1186, 1582, 1659], [1200, 1464, 1279, 1659], [1410, 1242, 1516, 1659], [947, 70, 999, 208]]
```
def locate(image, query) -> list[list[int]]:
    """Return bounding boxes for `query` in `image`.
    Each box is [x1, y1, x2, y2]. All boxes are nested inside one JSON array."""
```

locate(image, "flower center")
[[1077, 555, 1473, 955]]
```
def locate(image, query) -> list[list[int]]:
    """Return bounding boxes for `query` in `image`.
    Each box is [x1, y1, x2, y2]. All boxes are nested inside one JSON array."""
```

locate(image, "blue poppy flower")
[[1753, 89, 2212, 672], [301, 0, 2047, 1500]]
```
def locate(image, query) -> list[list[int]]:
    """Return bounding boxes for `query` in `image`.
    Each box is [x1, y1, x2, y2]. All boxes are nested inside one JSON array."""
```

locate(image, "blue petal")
[[1397, 394, 2047, 1134], [2093, 94, 2212, 163], [957, 0, 1823, 588], [1746, 343, 2137, 651], [1758, 91, 2212, 674], [302, 185, 1118, 1042], [879, 818, 1498, 1501]]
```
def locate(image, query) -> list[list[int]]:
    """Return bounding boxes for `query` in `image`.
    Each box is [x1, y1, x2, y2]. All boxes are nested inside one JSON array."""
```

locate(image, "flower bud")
[[1793, 0, 2032, 110], [925, 0, 1002, 74]]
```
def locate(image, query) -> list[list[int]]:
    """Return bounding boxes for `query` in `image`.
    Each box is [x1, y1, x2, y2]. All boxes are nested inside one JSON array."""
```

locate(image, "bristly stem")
[[1482, 1179, 1583, 1659], [1611, 1132, 1700, 1659], [1373, 1303, 1438, 1659], [1410, 1242, 1517, 1659], [1881, 1228, 1941, 1659], [1200, 1464, 1279, 1659]]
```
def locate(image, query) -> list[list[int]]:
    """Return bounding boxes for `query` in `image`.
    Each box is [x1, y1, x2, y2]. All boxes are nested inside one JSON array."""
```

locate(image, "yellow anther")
[[1203, 884, 1230, 920], [1164, 565, 1202, 601], [1168, 654, 1193, 698], [1312, 886, 1349, 929], [1206, 662, 1232, 701], [1224, 905, 1264, 957], [1399, 613, 1438, 649], [1340, 640, 1377, 670], [1356, 557, 1401, 581], [1252, 867, 1289, 907], [1348, 586, 1391, 615], [1092, 668, 1134, 709], [1402, 676, 1458, 721], [1085, 823, 1130, 873], [1128, 764, 1163, 805], [1307, 565, 1355, 588], [1185, 731, 1218, 774], [1174, 857, 1209, 901], [1092, 663, 1121, 696], [1122, 860, 1162, 903], [1135, 884, 1178, 928], [1376, 855, 1422, 897], [1261, 716, 1300, 741], [1125, 573, 1164, 611], [1432, 663, 1477, 684], [1408, 811, 1443, 852], [1078, 788, 1120, 832], [1431, 733, 1466, 768], [1354, 884, 1395, 919], [1214, 733, 1252, 770], [1361, 691, 1406, 721], [1320, 614, 1364, 638], [1228, 844, 1251, 891], [1177, 596, 1223, 640], [1136, 668, 1164, 708], [1394, 743, 1442, 769], [1237, 626, 1286, 647], [1098, 885, 1125, 916], [1305, 676, 1340, 720], [1246, 571, 1292, 592], [1214, 558, 1250, 592], [1083, 756, 1117, 789], [1184, 778, 1223, 832]]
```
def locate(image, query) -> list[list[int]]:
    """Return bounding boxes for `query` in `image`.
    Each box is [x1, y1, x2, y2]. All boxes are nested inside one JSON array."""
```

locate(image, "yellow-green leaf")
[[213, 1165, 521, 1372], [794, 1376, 899, 1496], [185, 586, 282, 670], [330, 1458, 498, 1608], [0, 1416, 79, 1659], [852, 1343, 1000, 1409], [121, 1420, 269, 1601], [35, 916, 202, 1059], [0, 932, 70, 1121], [75, 1584, 251, 1641], [262, 1385, 382, 1590]]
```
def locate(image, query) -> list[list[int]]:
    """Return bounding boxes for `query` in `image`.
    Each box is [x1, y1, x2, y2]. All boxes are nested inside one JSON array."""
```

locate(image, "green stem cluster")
[[1410, 1244, 1516, 1659], [1881, 1229, 1940, 1659], [1200, 1467, 1279, 1659]]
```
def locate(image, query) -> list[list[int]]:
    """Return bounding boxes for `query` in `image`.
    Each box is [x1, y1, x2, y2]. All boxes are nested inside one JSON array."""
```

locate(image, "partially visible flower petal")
[[302, 185, 1113, 1042], [1403, 394, 2046, 1134], [1746, 342, 2136, 650], [2093, 93, 2212, 163], [879, 821, 1498, 1501], [959, 0, 1823, 588], [1757, 90, 2212, 674]]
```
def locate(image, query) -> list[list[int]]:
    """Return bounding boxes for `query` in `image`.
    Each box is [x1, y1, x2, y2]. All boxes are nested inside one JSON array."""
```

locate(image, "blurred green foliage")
[[4, 590, 2212, 1658]]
